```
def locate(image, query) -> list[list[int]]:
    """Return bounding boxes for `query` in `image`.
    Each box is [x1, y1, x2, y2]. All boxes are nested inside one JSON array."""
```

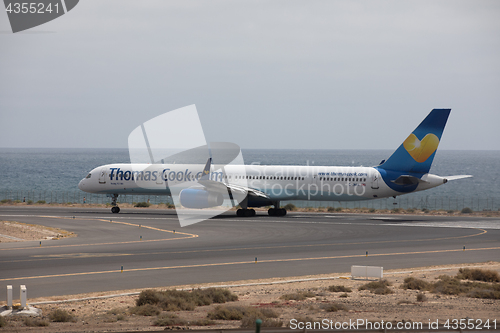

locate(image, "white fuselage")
[[78, 163, 446, 203]]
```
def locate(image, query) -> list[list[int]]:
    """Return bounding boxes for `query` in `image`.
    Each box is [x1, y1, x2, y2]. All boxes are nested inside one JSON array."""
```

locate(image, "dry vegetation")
[[0, 263, 499, 332]]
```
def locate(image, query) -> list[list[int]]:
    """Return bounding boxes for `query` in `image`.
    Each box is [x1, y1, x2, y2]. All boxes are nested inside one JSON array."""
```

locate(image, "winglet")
[[200, 158, 212, 181]]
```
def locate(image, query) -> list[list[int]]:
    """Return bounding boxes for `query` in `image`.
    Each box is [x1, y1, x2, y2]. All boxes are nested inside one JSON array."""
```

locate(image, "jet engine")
[[179, 188, 224, 209]]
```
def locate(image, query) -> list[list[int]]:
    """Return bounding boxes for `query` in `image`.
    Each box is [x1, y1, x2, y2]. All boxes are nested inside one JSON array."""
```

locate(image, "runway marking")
[[0, 215, 198, 251], [0, 228, 488, 263], [1, 246, 499, 282]]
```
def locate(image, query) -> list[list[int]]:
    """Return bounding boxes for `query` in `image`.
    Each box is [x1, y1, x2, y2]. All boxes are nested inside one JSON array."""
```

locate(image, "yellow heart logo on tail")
[[403, 133, 440, 163]]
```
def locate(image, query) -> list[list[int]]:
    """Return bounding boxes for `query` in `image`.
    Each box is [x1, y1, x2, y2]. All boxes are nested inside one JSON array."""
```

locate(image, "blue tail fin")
[[378, 109, 450, 174]]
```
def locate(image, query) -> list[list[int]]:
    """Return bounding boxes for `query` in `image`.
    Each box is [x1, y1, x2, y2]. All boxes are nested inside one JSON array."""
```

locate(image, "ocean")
[[0, 148, 498, 211]]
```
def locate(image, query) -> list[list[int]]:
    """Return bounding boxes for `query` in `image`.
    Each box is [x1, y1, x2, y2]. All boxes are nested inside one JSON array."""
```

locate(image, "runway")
[[1, 206, 499, 299]]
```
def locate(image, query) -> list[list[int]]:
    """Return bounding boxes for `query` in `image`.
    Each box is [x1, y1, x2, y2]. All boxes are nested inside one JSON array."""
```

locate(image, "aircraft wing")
[[197, 157, 270, 200], [198, 179, 270, 199]]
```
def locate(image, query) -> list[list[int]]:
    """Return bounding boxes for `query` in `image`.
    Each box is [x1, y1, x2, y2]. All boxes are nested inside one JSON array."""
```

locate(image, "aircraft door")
[[156, 167, 164, 185], [98, 168, 107, 184], [371, 172, 379, 189]]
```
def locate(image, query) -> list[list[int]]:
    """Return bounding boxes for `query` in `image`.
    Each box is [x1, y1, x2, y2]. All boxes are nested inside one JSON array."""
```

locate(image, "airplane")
[[78, 109, 471, 217]]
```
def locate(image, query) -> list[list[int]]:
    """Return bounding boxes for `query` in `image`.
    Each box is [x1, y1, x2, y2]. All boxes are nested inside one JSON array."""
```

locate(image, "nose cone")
[[78, 179, 84, 191]]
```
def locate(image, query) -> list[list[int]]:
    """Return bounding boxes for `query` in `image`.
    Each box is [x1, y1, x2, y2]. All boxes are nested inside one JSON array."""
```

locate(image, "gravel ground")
[[1, 262, 499, 332], [0, 221, 75, 243]]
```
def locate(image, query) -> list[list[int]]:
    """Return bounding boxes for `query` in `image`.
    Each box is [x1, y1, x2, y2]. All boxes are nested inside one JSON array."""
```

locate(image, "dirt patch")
[[1, 262, 498, 332], [0, 221, 76, 243]]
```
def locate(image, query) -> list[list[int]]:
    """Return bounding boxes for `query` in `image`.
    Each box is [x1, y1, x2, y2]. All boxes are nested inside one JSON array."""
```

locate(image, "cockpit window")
[[85, 173, 92, 179]]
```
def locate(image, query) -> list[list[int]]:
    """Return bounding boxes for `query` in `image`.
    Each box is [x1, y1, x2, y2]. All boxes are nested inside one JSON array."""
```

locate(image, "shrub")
[[23, 317, 50, 327], [107, 307, 128, 315], [321, 303, 348, 312], [239, 307, 281, 328], [392, 208, 401, 213], [401, 277, 430, 290], [280, 291, 316, 301], [49, 309, 75, 322], [327, 207, 336, 212], [136, 288, 238, 311], [421, 208, 429, 213], [0, 315, 6, 327], [335, 207, 342, 212], [416, 293, 427, 302], [406, 208, 415, 213], [208, 305, 246, 320], [467, 289, 500, 299], [154, 313, 185, 326], [461, 207, 473, 214], [208, 305, 279, 326], [36, 200, 46, 204], [190, 318, 216, 326], [27, 200, 33, 205], [339, 293, 349, 298], [368, 208, 376, 213], [14, 200, 21, 203], [136, 289, 161, 306], [134, 202, 151, 208], [129, 304, 161, 316], [283, 203, 296, 211], [359, 280, 393, 294], [457, 268, 500, 282], [431, 276, 469, 295], [242, 317, 283, 328], [429, 274, 500, 299], [447, 210, 455, 214], [0, 199, 12, 204], [327, 285, 352, 293]]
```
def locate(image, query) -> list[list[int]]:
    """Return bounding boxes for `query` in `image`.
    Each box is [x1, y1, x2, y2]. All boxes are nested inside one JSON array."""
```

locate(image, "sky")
[[1, 0, 499, 150]]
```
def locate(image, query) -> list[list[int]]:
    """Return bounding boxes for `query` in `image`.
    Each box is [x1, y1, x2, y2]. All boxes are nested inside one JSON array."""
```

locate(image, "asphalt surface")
[[1, 206, 499, 299]]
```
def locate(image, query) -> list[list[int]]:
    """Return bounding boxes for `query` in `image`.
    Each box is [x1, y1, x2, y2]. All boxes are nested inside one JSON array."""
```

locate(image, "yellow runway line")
[[2, 246, 499, 282]]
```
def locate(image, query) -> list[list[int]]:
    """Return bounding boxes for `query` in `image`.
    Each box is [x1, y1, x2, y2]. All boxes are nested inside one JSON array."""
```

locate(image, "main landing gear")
[[268, 207, 286, 216], [267, 201, 286, 216], [237, 208, 256, 217], [110, 194, 120, 214], [234, 200, 287, 217]]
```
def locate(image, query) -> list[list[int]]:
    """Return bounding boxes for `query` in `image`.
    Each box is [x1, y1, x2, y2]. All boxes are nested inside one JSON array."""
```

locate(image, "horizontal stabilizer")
[[391, 175, 428, 186], [444, 175, 473, 181]]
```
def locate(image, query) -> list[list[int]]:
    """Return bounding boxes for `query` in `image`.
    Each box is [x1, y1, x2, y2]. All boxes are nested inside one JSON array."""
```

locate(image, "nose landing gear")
[[109, 194, 120, 213]]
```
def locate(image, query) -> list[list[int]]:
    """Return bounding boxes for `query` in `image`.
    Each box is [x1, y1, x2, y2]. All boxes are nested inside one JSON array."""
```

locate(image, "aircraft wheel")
[[111, 206, 120, 214], [280, 208, 287, 216], [250, 209, 256, 217], [268, 208, 276, 216]]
